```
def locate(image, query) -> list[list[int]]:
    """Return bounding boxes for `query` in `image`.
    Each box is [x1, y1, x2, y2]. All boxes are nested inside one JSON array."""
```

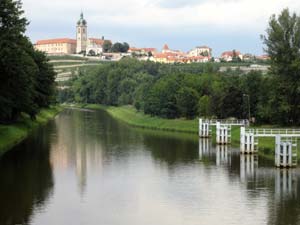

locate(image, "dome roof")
[[77, 12, 87, 26]]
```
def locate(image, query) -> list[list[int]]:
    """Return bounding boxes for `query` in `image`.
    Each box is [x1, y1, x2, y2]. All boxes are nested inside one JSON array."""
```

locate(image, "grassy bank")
[[0, 106, 63, 155], [79, 104, 199, 133], [73, 104, 300, 161]]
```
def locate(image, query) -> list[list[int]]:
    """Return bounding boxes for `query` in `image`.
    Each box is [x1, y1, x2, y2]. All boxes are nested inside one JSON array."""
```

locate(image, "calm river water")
[[0, 108, 299, 225]]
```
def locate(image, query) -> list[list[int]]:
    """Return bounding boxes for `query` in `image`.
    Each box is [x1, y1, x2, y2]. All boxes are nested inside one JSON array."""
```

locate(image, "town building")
[[34, 38, 77, 55], [188, 46, 212, 57], [128, 47, 157, 55], [35, 13, 111, 55], [151, 44, 210, 64], [221, 50, 243, 62]]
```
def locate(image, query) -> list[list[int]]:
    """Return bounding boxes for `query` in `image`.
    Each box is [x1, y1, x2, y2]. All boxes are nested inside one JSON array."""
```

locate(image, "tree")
[[88, 49, 95, 56], [0, 0, 35, 122], [111, 42, 130, 53], [262, 8, 300, 125], [232, 49, 241, 62], [176, 87, 199, 119], [0, 0, 56, 122], [102, 40, 112, 53], [198, 95, 211, 117], [122, 42, 129, 52], [32, 50, 56, 107]]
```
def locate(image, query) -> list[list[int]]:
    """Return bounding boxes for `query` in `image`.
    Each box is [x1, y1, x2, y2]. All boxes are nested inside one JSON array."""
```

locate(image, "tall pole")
[[243, 94, 251, 123]]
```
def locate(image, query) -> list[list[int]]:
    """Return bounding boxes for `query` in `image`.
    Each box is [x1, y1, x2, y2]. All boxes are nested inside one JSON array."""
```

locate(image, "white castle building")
[[35, 13, 111, 55]]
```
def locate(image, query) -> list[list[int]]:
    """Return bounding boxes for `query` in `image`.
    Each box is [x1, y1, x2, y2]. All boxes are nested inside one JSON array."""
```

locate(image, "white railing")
[[204, 119, 249, 126], [245, 128, 300, 137]]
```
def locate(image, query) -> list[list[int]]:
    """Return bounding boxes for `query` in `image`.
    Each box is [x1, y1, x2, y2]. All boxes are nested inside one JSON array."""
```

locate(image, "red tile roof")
[[36, 38, 76, 45], [163, 44, 169, 50], [221, 51, 241, 57], [88, 38, 111, 45]]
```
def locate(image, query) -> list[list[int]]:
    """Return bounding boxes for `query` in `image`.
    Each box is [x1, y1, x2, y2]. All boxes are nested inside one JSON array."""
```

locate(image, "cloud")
[[21, 0, 300, 55], [22, 0, 300, 29]]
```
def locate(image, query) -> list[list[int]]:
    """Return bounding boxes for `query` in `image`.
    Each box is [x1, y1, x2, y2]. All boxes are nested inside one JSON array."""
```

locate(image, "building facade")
[[188, 46, 212, 57], [35, 13, 111, 55], [35, 38, 76, 55], [221, 50, 243, 62]]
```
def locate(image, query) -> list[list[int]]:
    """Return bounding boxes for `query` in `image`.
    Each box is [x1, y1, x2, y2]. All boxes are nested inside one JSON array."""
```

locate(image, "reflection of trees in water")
[[0, 126, 54, 225], [266, 170, 300, 225], [142, 134, 199, 166]]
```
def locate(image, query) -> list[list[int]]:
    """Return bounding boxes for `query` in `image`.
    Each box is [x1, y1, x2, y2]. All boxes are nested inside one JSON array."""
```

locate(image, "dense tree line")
[[58, 8, 300, 125], [58, 58, 272, 123], [0, 0, 56, 123]]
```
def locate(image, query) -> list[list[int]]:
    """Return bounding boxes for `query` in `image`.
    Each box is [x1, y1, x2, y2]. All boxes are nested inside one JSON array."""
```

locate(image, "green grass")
[[78, 104, 199, 133], [0, 106, 63, 155], [48, 55, 88, 61]]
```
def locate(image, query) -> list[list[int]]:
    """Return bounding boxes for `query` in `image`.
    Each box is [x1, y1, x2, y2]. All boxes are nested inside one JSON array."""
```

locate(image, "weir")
[[199, 118, 248, 145], [240, 128, 300, 167]]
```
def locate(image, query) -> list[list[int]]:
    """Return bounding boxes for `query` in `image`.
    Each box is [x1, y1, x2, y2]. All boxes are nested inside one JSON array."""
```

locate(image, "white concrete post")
[[216, 122, 221, 144], [199, 118, 202, 137], [288, 141, 292, 167], [275, 135, 281, 167], [199, 119, 210, 137], [240, 127, 245, 153], [275, 135, 294, 167]]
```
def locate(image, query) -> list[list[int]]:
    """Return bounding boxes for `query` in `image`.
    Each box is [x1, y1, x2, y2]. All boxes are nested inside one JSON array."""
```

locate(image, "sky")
[[22, 0, 300, 56]]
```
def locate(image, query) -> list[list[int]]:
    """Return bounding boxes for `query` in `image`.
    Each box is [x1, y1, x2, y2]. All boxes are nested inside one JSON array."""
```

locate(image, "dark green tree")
[[0, 0, 36, 122], [262, 8, 300, 125], [32, 50, 56, 108], [102, 40, 112, 53], [176, 87, 199, 118]]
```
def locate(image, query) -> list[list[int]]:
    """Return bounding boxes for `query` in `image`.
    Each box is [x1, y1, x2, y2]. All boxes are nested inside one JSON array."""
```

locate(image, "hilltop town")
[[35, 13, 269, 64]]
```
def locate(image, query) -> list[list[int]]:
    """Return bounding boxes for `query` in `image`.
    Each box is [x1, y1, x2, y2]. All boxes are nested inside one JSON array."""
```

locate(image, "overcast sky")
[[22, 0, 300, 56]]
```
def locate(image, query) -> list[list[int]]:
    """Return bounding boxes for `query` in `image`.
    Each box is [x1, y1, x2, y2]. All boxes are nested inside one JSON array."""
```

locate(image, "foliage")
[[262, 8, 300, 125], [102, 40, 112, 53], [111, 42, 130, 53], [60, 58, 279, 122], [0, 0, 56, 123]]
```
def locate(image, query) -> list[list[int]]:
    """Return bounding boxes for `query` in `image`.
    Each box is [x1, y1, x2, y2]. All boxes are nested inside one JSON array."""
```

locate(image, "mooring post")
[[199, 118, 210, 137], [216, 122, 221, 144], [275, 135, 281, 167], [199, 118, 202, 137], [240, 127, 245, 153]]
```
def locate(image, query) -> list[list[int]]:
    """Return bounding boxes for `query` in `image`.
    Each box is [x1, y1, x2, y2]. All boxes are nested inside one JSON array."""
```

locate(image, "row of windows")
[[42, 43, 65, 47], [78, 28, 86, 33]]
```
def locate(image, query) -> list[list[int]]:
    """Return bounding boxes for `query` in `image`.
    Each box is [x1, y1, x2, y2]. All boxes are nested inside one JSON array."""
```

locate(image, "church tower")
[[76, 12, 87, 53]]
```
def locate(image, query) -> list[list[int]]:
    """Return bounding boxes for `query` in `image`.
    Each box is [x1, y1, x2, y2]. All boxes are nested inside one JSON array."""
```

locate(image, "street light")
[[243, 94, 251, 123]]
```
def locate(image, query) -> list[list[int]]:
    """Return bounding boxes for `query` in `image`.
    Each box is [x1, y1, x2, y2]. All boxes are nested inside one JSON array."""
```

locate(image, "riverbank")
[[74, 104, 276, 150], [0, 106, 63, 155]]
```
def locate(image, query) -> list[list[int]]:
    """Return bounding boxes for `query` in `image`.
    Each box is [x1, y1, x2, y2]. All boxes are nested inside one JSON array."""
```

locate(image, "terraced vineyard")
[[49, 55, 106, 82]]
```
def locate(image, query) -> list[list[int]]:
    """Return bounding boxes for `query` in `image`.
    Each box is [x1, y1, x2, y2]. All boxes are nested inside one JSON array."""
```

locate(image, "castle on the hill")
[[35, 13, 111, 55]]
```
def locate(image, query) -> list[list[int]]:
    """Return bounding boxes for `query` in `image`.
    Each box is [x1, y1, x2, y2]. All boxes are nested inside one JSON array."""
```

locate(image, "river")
[[0, 108, 299, 225]]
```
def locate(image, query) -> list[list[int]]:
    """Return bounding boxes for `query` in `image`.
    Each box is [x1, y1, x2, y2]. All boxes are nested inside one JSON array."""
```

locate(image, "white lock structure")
[[275, 135, 297, 168], [216, 122, 231, 144]]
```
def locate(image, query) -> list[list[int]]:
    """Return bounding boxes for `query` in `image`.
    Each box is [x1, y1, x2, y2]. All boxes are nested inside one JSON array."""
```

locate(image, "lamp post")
[[243, 94, 251, 123]]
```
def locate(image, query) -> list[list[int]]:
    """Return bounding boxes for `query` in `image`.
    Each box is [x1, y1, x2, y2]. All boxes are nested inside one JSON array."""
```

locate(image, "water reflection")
[[216, 145, 231, 166], [240, 154, 258, 182], [0, 126, 54, 225], [275, 169, 297, 200], [0, 109, 300, 225], [198, 138, 212, 160]]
